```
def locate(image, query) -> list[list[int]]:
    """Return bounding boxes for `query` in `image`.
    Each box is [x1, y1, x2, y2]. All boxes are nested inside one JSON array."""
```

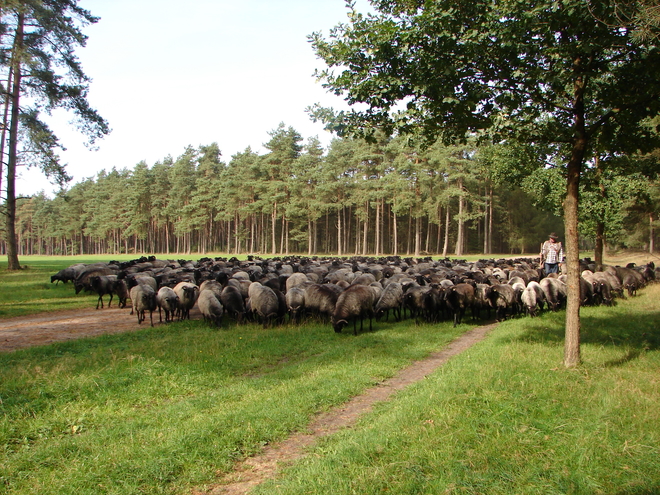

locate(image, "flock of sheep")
[[51, 255, 657, 334]]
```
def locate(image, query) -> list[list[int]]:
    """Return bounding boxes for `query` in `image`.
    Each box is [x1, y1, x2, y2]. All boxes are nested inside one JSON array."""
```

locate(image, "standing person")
[[540, 232, 564, 274]]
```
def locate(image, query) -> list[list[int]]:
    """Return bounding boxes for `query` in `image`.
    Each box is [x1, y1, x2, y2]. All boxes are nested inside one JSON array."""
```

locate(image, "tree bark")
[[563, 72, 587, 368], [0, 64, 13, 198], [595, 221, 605, 268], [414, 216, 421, 258], [375, 199, 381, 256], [594, 155, 606, 268], [442, 206, 450, 258], [308, 218, 313, 256], [488, 187, 494, 254], [650, 214, 655, 254], [5, 13, 24, 270], [363, 203, 368, 255], [393, 208, 398, 256], [455, 178, 464, 257], [337, 207, 343, 256], [483, 187, 489, 255], [271, 202, 277, 255]]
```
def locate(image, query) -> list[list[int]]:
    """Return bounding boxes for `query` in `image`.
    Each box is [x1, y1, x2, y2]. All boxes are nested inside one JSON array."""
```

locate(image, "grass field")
[[0, 254, 658, 494]]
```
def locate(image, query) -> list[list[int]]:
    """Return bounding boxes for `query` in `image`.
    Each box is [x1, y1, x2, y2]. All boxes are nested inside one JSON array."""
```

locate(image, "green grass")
[[0, 313, 467, 495], [256, 285, 660, 495]]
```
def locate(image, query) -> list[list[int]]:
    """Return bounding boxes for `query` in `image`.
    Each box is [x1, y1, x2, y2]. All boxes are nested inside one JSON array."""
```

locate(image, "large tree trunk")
[[5, 13, 24, 270], [564, 157, 582, 368], [563, 74, 587, 368]]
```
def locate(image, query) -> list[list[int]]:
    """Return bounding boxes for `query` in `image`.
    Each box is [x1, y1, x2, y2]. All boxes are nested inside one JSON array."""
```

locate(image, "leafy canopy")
[[309, 0, 660, 155]]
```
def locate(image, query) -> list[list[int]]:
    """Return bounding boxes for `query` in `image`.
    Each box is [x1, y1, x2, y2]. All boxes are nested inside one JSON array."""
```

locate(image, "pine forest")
[[3, 124, 657, 258]]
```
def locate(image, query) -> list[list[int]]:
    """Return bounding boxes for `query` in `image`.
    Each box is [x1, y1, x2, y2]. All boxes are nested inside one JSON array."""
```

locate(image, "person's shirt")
[[541, 241, 563, 264]]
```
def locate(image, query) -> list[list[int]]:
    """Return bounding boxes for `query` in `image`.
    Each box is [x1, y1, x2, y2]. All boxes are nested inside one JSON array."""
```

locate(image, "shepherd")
[[540, 232, 564, 275]]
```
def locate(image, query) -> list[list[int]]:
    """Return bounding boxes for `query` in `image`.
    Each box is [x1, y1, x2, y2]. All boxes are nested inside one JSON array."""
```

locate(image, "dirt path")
[[200, 323, 498, 495], [0, 307, 174, 352]]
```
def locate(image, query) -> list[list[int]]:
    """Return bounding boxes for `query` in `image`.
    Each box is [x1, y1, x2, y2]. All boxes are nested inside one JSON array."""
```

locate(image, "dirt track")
[[0, 307, 168, 352], [203, 323, 497, 495]]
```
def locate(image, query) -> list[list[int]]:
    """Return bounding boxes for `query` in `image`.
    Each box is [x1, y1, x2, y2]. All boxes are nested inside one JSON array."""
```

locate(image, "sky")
[[17, 0, 370, 197]]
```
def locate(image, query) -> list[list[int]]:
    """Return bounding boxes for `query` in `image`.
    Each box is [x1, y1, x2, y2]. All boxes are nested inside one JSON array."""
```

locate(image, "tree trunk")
[[279, 214, 285, 254], [564, 156, 582, 368], [595, 220, 605, 268], [414, 216, 421, 258], [483, 188, 489, 255], [488, 187, 494, 254], [393, 209, 398, 256], [442, 206, 450, 258], [5, 13, 24, 270], [271, 202, 277, 255], [375, 199, 381, 256], [563, 74, 587, 368], [337, 207, 343, 256], [650, 214, 655, 254], [406, 207, 412, 255], [455, 178, 464, 257], [594, 155, 606, 268], [363, 203, 368, 255], [0, 64, 14, 198], [308, 219, 313, 256]]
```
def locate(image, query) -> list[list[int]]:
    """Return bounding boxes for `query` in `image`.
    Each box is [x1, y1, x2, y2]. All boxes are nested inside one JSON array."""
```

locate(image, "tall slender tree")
[[1, 1, 109, 269]]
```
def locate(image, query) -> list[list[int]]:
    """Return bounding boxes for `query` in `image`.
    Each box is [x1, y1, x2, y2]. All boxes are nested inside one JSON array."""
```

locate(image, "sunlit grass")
[[0, 315, 468, 495]]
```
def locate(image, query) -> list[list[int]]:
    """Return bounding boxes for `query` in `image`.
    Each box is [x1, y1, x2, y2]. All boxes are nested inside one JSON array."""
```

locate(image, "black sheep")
[[220, 285, 246, 322], [486, 283, 517, 322], [331, 284, 377, 335], [89, 274, 118, 309], [445, 283, 475, 327], [374, 282, 404, 322]]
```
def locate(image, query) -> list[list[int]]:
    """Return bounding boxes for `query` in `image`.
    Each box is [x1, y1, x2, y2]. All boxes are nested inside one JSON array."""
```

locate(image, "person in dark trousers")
[[540, 232, 564, 274]]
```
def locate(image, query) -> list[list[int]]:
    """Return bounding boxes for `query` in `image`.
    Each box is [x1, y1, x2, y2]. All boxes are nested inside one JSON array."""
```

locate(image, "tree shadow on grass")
[[512, 307, 660, 354]]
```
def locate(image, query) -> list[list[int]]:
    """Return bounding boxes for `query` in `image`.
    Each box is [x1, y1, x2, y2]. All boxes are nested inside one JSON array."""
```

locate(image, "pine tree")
[[1, 1, 109, 268]]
